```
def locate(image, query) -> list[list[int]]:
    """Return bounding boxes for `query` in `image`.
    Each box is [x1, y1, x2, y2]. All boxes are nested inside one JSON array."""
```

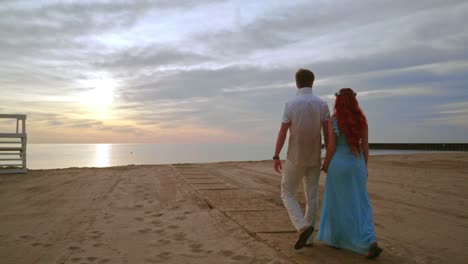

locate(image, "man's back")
[[282, 88, 329, 167]]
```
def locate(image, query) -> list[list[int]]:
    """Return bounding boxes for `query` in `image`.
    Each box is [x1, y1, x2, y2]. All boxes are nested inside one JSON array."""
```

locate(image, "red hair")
[[334, 88, 368, 154]]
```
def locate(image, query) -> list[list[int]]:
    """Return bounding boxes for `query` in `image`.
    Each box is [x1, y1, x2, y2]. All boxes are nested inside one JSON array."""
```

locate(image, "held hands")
[[274, 159, 283, 173], [321, 163, 329, 173]]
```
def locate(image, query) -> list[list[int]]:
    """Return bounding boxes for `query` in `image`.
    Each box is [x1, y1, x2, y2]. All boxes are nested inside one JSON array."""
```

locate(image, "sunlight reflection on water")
[[95, 144, 111, 167]]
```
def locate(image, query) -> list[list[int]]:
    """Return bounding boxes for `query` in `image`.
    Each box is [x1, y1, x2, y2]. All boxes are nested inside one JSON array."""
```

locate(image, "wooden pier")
[[369, 143, 467, 151], [319, 143, 468, 151], [0, 114, 27, 173]]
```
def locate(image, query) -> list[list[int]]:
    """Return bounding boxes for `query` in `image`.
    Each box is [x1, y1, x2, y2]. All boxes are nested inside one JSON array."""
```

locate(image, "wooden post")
[[22, 117, 27, 170], [0, 114, 27, 174]]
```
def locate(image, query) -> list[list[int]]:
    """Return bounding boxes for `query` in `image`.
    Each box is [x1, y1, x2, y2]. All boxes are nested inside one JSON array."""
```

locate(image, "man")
[[273, 69, 330, 250]]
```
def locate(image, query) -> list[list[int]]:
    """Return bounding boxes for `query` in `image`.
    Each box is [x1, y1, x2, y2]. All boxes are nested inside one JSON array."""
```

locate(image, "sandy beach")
[[0, 153, 467, 264]]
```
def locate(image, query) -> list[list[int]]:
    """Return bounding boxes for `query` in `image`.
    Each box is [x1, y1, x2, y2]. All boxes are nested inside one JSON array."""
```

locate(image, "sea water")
[[25, 143, 440, 170]]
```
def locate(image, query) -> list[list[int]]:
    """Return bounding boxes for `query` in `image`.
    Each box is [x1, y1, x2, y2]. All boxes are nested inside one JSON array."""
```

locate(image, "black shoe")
[[294, 226, 314, 250], [327, 245, 340, 250], [366, 244, 383, 259]]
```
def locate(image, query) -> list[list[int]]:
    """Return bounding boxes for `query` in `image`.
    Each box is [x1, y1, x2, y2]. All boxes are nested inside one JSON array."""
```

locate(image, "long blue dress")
[[317, 117, 376, 255]]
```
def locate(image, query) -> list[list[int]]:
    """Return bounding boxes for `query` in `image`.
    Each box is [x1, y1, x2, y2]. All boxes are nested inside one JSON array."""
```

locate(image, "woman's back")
[[332, 117, 364, 159]]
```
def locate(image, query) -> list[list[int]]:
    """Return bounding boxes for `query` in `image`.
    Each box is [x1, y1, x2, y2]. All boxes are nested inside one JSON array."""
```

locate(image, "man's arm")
[[321, 101, 331, 149], [274, 123, 290, 173]]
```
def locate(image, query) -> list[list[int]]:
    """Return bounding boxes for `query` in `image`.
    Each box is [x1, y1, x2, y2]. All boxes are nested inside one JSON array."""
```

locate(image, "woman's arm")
[[321, 119, 336, 172], [362, 125, 369, 166]]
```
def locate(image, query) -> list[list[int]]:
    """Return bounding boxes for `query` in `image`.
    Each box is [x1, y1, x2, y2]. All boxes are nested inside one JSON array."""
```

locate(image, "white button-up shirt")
[[282, 87, 330, 167]]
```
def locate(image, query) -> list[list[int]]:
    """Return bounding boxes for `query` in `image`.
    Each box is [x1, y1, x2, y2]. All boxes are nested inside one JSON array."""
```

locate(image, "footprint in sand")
[[20, 235, 32, 240], [68, 246, 81, 251], [156, 238, 171, 246], [144, 210, 153, 214], [146, 255, 170, 264], [150, 220, 162, 226], [151, 213, 164, 218], [70, 257, 82, 262], [175, 215, 186, 221], [145, 258, 157, 263], [219, 250, 234, 257], [98, 259, 110, 264], [135, 217, 144, 222], [150, 251, 171, 261], [152, 229, 165, 235], [191, 247, 204, 253], [173, 232, 186, 241], [135, 204, 144, 208], [231, 255, 251, 261], [189, 242, 203, 253], [31, 242, 42, 247], [86, 256, 98, 262], [138, 228, 152, 234], [91, 232, 104, 239], [104, 214, 113, 219]]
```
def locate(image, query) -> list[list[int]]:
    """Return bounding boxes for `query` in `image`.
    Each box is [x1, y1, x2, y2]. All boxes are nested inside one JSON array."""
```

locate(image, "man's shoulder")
[[310, 94, 329, 105], [285, 95, 300, 105], [285, 93, 328, 107]]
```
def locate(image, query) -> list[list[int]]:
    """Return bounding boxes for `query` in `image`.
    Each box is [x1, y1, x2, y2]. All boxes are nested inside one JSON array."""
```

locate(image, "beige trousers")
[[281, 160, 321, 240]]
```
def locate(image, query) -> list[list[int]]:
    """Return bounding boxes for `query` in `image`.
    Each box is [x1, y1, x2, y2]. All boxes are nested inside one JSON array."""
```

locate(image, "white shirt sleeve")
[[281, 103, 291, 123], [321, 101, 330, 122]]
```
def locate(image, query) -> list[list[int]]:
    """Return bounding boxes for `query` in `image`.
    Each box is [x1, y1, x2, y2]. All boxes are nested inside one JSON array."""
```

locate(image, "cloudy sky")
[[0, 0, 467, 144]]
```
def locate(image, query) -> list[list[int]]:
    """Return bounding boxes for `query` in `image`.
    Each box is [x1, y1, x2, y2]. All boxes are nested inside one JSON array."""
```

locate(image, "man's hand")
[[273, 122, 290, 174], [274, 159, 283, 173]]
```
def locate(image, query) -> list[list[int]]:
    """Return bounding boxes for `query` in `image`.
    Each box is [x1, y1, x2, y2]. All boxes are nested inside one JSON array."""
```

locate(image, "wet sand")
[[0, 153, 467, 263]]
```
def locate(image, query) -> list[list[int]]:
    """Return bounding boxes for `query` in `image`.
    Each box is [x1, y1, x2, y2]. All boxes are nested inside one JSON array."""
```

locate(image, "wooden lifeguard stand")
[[0, 114, 27, 173]]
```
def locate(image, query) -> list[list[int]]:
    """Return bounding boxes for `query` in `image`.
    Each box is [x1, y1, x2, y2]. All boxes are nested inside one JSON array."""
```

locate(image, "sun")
[[78, 76, 118, 120], [89, 78, 116, 105]]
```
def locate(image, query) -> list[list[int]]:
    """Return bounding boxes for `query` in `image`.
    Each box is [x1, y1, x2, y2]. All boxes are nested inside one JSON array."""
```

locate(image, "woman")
[[318, 88, 383, 259]]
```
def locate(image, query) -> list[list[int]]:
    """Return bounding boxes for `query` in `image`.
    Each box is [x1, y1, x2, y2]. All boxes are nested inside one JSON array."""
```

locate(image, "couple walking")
[[273, 69, 383, 259]]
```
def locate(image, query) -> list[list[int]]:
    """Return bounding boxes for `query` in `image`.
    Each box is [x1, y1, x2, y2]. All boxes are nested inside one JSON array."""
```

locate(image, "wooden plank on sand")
[[225, 210, 296, 233]]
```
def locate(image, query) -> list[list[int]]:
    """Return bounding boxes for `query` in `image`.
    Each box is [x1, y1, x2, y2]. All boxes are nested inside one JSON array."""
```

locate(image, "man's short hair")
[[295, 69, 315, 87]]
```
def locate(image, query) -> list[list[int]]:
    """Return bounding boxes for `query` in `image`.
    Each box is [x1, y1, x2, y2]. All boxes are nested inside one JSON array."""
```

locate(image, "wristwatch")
[[273, 156, 280, 160]]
